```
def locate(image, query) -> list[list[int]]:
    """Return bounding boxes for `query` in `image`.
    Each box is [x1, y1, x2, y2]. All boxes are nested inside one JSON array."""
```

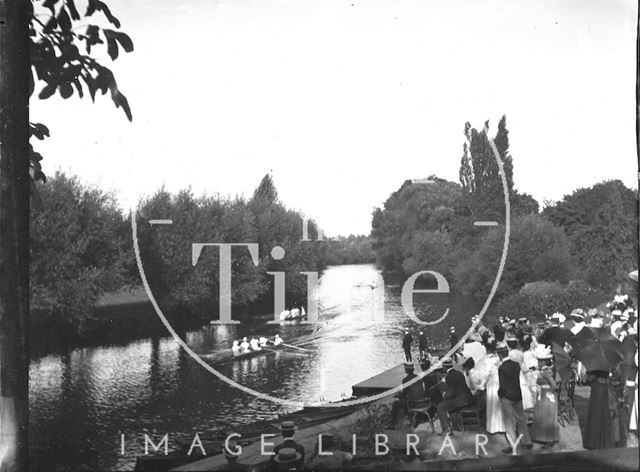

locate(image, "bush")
[[495, 280, 608, 319], [454, 214, 572, 297]]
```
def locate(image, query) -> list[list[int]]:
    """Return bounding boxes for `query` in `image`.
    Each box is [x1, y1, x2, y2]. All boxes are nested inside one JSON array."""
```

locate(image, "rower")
[[259, 336, 269, 347], [274, 334, 283, 346], [240, 337, 250, 353], [231, 340, 241, 356], [249, 337, 261, 351]]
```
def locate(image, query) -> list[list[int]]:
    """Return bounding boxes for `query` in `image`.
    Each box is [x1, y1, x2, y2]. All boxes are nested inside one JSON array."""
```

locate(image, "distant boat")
[[278, 307, 307, 323], [205, 344, 284, 366], [355, 281, 377, 289]]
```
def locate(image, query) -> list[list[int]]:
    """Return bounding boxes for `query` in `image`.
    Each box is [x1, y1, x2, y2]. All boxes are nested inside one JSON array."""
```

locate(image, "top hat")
[[441, 358, 453, 368], [280, 421, 297, 433], [274, 448, 302, 464]]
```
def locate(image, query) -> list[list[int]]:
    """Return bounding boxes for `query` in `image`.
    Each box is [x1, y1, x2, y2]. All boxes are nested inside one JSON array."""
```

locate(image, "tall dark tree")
[[459, 117, 514, 223], [0, 1, 133, 469], [0, 1, 31, 470], [543, 180, 638, 290]]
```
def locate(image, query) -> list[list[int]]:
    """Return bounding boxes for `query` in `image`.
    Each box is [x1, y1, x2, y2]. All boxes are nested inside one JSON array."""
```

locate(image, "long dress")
[[531, 366, 560, 444], [521, 350, 538, 411], [583, 373, 614, 449], [485, 354, 504, 433]]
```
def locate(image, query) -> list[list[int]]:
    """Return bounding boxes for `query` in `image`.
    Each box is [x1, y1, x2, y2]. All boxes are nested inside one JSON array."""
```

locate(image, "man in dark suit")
[[449, 327, 459, 349], [436, 358, 472, 435], [497, 342, 533, 453], [418, 330, 429, 360], [266, 421, 305, 471], [402, 330, 413, 362], [387, 363, 425, 428]]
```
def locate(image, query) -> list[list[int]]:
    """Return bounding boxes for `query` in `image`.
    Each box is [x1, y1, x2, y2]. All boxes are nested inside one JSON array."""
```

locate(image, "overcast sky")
[[32, 0, 638, 236]]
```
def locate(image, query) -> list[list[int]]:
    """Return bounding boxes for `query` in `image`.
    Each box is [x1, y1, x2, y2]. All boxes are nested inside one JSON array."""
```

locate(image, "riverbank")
[[162, 377, 637, 471]]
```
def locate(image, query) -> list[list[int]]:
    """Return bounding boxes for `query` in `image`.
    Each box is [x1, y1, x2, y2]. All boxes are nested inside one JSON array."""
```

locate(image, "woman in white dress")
[[485, 349, 504, 433], [521, 336, 539, 411]]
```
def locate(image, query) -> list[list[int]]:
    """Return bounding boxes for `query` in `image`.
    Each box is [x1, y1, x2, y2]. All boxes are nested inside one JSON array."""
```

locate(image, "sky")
[[31, 0, 638, 236]]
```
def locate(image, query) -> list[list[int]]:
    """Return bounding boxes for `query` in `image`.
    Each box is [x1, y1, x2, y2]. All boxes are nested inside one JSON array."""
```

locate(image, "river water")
[[29, 264, 490, 471]]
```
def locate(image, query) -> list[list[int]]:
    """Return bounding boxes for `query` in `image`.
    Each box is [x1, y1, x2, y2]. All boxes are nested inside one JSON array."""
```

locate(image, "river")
[[29, 264, 491, 471]]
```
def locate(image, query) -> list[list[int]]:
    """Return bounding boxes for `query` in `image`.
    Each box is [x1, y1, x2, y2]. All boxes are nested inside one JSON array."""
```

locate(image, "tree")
[[0, 1, 31, 470], [1, 1, 133, 469], [459, 116, 514, 222], [31, 172, 129, 334], [543, 180, 638, 290], [371, 177, 462, 274], [454, 214, 572, 297]]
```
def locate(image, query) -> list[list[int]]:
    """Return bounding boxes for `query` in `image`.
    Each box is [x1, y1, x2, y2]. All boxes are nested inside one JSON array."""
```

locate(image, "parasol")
[[567, 327, 623, 355], [538, 326, 572, 347], [572, 340, 623, 373], [629, 270, 638, 282]]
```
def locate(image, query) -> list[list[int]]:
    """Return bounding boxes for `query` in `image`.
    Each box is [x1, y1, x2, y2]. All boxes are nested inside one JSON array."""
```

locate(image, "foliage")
[[371, 176, 462, 274], [459, 116, 514, 222], [135, 175, 328, 318], [30, 0, 133, 181], [454, 214, 572, 297], [324, 235, 377, 265], [30, 172, 129, 332], [543, 180, 638, 290], [496, 280, 607, 319]]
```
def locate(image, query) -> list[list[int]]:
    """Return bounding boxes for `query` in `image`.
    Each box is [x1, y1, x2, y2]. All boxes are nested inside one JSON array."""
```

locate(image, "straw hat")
[[570, 309, 585, 321], [274, 448, 302, 464], [496, 342, 509, 354], [550, 312, 566, 323]]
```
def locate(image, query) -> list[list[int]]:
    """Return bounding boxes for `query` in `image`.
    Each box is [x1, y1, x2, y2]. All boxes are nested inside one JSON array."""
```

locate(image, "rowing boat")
[[204, 345, 281, 366]]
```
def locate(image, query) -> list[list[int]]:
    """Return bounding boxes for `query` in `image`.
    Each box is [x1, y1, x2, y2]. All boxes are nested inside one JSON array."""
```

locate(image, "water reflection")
[[30, 264, 488, 471]]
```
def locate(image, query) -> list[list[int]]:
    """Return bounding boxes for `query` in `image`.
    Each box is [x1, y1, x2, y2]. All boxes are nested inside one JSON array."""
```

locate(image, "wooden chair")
[[459, 407, 483, 432], [406, 399, 436, 433]]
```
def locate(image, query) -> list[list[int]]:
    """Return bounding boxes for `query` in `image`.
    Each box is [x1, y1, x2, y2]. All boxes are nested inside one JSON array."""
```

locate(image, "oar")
[[281, 342, 313, 353]]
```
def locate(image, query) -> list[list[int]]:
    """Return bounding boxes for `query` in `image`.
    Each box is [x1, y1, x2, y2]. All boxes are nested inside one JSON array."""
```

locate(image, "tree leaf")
[[29, 123, 51, 140], [59, 82, 73, 99], [112, 89, 132, 121], [104, 31, 119, 60], [86, 0, 121, 28], [58, 8, 72, 32], [39, 84, 56, 100], [111, 30, 133, 53], [42, 0, 58, 14], [65, 0, 80, 20]]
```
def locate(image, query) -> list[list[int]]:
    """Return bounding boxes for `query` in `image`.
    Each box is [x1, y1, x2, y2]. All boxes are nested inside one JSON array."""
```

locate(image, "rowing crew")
[[231, 335, 284, 356]]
